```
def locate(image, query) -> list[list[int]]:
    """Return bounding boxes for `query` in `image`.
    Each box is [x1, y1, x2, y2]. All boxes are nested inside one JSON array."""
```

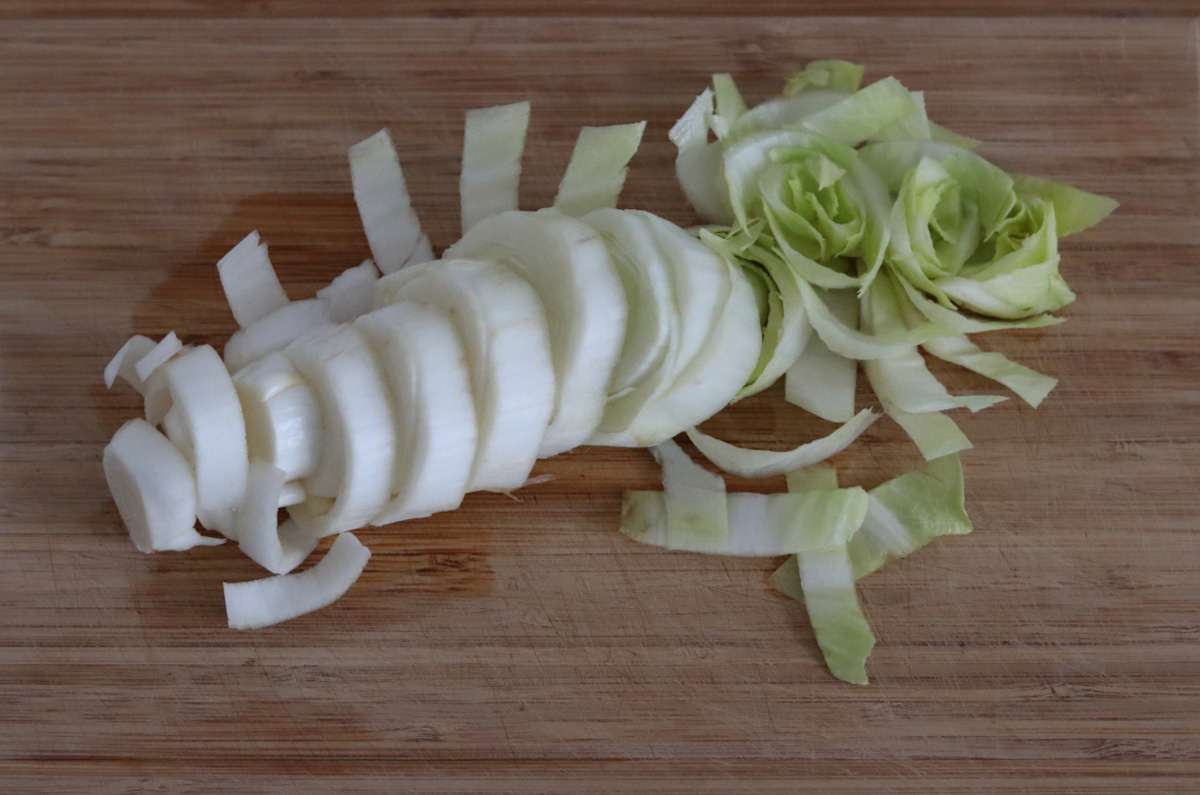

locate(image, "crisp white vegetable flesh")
[[317, 260, 379, 323], [103, 419, 221, 553], [105, 335, 156, 391], [349, 129, 430, 274], [233, 352, 323, 481], [596, 213, 763, 447], [446, 209, 627, 456], [279, 481, 306, 508], [134, 332, 182, 384], [356, 301, 479, 523], [285, 324, 395, 536], [216, 231, 289, 328], [553, 122, 646, 218], [922, 334, 1057, 408], [587, 210, 762, 447], [669, 87, 734, 224], [461, 101, 531, 235], [685, 408, 879, 478], [223, 532, 370, 630], [163, 345, 248, 533], [235, 460, 320, 574], [377, 258, 555, 491], [223, 298, 332, 373], [583, 208, 676, 398]]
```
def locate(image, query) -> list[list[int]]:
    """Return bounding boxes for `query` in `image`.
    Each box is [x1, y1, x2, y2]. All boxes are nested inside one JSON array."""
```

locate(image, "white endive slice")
[[164, 345, 249, 533], [285, 324, 395, 536], [349, 129, 428, 274], [460, 101, 531, 235], [650, 439, 728, 550], [134, 332, 182, 384], [105, 335, 156, 391], [593, 215, 762, 447], [356, 301, 478, 524], [235, 460, 321, 574], [233, 352, 322, 481], [786, 288, 859, 423], [223, 298, 332, 373], [553, 122, 647, 218], [317, 260, 379, 323], [685, 408, 879, 478], [103, 418, 222, 553], [223, 532, 370, 630], [620, 487, 868, 556], [378, 259, 554, 491], [216, 231, 289, 328], [583, 208, 676, 397], [279, 481, 306, 508], [446, 209, 627, 456]]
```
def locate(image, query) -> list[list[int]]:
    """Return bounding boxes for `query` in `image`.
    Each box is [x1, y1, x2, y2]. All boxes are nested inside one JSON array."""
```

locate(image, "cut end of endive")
[[103, 418, 222, 553], [224, 531, 371, 630]]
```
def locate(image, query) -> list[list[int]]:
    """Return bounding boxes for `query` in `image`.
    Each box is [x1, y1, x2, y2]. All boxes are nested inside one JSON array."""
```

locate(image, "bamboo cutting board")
[[1, 14, 1198, 794]]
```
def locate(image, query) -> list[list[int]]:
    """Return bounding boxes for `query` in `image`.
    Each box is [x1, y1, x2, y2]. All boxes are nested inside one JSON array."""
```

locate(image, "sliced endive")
[[224, 532, 371, 630], [446, 209, 627, 456], [162, 345, 249, 534], [233, 352, 323, 481], [356, 301, 478, 524], [103, 418, 223, 553], [583, 208, 676, 398], [554, 122, 646, 218], [223, 298, 333, 373], [685, 408, 878, 478], [378, 258, 555, 491], [285, 324, 395, 536], [317, 260, 379, 323], [460, 101, 531, 235], [784, 287, 858, 423], [349, 129, 431, 274], [234, 460, 320, 573], [216, 231, 289, 328]]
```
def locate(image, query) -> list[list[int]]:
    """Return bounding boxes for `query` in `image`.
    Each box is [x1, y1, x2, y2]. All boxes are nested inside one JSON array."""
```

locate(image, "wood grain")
[[1, 14, 1199, 794], [2, 0, 1199, 19]]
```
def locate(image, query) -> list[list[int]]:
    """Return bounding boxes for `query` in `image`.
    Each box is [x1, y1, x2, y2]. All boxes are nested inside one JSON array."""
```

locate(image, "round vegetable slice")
[[103, 418, 222, 553], [163, 345, 249, 534], [233, 352, 323, 481], [377, 258, 554, 492], [356, 301, 478, 523], [590, 211, 762, 447], [285, 323, 396, 536], [582, 207, 677, 399], [446, 208, 627, 456], [223, 298, 332, 373]]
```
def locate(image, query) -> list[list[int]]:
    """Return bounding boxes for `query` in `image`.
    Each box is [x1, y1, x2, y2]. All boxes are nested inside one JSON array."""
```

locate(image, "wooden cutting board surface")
[[1, 13, 1198, 794]]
